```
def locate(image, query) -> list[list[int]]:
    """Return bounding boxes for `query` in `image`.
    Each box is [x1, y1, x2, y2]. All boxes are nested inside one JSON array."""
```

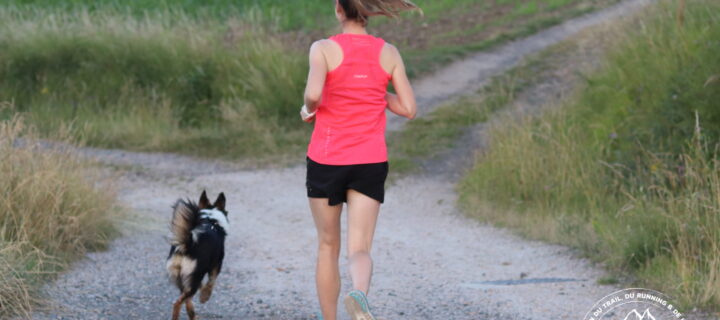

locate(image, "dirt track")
[[29, 1, 653, 319]]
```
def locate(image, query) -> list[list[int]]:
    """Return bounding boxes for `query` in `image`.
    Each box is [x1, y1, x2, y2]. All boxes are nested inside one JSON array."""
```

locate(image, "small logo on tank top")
[[353, 74, 368, 79]]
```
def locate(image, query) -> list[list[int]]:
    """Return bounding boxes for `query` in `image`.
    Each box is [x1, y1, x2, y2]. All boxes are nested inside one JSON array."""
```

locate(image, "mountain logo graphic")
[[623, 308, 657, 320], [583, 288, 684, 320]]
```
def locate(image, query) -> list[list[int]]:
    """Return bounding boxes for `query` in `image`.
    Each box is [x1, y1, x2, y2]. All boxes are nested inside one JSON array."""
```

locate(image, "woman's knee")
[[318, 234, 341, 254], [348, 250, 372, 262], [347, 239, 373, 256]]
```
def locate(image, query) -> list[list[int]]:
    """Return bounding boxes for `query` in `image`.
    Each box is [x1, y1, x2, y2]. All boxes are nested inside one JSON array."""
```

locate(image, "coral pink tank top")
[[307, 33, 391, 165]]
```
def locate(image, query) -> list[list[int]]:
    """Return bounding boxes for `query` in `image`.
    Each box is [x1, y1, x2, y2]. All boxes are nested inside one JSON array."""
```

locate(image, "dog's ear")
[[214, 192, 226, 212], [199, 190, 211, 209]]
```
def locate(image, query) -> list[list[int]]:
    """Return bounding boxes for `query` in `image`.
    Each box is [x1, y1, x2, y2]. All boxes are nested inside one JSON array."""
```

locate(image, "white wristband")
[[301, 105, 316, 119]]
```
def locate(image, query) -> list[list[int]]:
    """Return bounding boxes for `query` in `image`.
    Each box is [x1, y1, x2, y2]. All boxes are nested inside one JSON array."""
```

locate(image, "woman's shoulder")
[[380, 41, 400, 60], [308, 39, 338, 61], [310, 38, 343, 56], [382, 41, 398, 52], [310, 38, 334, 50], [379, 41, 402, 75]]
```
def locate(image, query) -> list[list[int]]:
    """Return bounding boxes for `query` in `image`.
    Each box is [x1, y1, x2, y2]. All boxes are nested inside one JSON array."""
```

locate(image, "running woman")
[[300, 1, 419, 319]]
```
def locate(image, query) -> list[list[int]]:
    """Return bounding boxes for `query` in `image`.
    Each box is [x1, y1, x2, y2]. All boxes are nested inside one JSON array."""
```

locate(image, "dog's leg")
[[171, 292, 192, 320], [200, 267, 220, 304], [185, 298, 197, 320]]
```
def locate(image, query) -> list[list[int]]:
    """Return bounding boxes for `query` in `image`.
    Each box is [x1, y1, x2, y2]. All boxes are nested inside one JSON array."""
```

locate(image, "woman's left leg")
[[346, 189, 381, 294]]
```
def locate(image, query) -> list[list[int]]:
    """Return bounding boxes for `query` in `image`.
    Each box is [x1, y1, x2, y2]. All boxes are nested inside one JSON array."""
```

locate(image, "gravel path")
[[33, 168, 615, 320], [28, 1, 654, 319]]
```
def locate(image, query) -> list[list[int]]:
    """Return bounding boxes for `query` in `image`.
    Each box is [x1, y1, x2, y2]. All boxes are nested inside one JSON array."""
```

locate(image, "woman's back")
[[307, 33, 392, 165]]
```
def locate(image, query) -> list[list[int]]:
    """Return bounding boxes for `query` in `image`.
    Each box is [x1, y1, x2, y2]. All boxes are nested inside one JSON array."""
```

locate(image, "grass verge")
[[0, 116, 119, 318], [459, 0, 720, 309]]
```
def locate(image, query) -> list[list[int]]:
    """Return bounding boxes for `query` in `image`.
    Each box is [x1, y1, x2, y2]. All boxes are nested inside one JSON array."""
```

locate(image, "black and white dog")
[[166, 191, 228, 320]]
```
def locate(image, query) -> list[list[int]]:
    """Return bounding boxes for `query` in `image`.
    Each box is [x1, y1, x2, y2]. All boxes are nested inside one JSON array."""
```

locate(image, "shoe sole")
[[344, 294, 376, 320]]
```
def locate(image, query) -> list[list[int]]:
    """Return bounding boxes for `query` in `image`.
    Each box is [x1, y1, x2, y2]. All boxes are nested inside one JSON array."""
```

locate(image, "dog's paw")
[[199, 287, 213, 304]]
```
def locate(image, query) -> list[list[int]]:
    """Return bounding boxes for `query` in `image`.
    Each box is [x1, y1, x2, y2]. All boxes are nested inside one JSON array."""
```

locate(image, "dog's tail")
[[170, 199, 198, 253]]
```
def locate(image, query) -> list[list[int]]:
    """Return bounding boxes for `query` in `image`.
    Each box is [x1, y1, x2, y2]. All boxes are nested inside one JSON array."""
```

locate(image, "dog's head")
[[198, 190, 229, 233]]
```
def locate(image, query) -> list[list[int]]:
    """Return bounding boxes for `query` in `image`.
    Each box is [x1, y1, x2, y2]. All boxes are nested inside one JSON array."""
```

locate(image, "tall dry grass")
[[638, 125, 720, 307], [0, 116, 118, 318], [459, 0, 720, 310], [462, 110, 720, 308]]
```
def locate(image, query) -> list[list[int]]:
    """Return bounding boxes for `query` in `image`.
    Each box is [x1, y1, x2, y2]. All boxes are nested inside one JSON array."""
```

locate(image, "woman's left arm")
[[302, 41, 328, 121]]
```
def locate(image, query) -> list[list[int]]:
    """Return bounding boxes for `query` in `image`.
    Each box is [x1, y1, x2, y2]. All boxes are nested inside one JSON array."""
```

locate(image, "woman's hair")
[[338, 0, 421, 25]]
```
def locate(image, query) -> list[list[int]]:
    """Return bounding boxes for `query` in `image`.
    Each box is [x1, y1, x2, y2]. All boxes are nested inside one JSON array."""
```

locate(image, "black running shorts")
[[306, 157, 389, 206]]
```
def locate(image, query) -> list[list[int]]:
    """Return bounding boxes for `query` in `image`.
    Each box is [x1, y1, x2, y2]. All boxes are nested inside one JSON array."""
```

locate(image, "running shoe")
[[344, 290, 376, 320]]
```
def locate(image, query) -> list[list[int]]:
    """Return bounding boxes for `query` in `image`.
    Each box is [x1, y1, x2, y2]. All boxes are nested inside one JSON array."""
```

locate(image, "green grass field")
[[459, 0, 720, 309], [0, 0, 617, 160], [3, 0, 594, 32]]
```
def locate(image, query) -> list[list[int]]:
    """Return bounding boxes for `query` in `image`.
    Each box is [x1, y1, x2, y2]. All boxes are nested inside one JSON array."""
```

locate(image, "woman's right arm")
[[302, 40, 328, 120], [385, 44, 416, 120]]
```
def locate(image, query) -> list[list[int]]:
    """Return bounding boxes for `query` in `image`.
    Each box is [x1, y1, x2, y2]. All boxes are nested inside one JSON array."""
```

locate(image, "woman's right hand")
[[300, 104, 316, 123]]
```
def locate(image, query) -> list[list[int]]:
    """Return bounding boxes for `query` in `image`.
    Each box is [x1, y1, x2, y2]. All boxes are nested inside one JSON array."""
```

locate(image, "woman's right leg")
[[309, 198, 343, 320]]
